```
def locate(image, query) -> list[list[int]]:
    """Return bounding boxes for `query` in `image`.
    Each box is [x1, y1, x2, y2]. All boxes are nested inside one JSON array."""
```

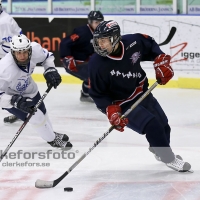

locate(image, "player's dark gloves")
[[61, 56, 77, 72], [11, 94, 35, 113], [154, 54, 174, 85], [44, 67, 62, 89], [106, 105, 128, 132]]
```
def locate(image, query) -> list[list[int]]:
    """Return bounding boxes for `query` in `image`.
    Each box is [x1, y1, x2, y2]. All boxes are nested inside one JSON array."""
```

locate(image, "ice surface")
[[0, 83, 200, 200]]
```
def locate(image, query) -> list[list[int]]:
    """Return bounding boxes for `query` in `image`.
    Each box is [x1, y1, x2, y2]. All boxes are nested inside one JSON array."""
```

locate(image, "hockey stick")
[[158, 27, 176, 46], [0, 85, 53, 162], [35, 81, 159, 189]]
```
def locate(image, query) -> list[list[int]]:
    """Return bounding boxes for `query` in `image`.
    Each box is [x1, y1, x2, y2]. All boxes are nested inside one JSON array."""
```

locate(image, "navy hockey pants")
[[124, 92, 174, 163], [3, 92, 46, 121], [64, 62, 90, 94]]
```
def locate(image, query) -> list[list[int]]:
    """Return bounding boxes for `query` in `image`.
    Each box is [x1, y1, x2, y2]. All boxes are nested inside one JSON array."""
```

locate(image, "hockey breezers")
[[35, 81, 159, 189], [158, 27, 177, 46], [0, 85, 52, 163]]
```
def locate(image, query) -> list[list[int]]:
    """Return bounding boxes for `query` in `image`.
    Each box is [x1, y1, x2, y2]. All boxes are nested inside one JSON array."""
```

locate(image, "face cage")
[[93, 35, 120, 57], [11, 47, 32, 67]]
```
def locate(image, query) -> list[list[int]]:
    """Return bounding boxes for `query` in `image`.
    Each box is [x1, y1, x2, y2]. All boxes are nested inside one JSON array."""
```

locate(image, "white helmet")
[[10, 34, 31, 52], [10, 34, 32, 67], [0, 0, 3, 14]]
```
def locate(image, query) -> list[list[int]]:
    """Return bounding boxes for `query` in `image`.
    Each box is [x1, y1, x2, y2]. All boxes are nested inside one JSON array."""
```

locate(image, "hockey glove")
[[11, 94, 34, 113], [44, 67, 62, 89], [106, 105, 128, 132], [153, 54, 174, 85], [61, 56, 77, 72]]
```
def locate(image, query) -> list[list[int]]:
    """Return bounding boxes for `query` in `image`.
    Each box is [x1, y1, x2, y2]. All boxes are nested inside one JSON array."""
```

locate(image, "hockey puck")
[[64, 187, 73, 192]]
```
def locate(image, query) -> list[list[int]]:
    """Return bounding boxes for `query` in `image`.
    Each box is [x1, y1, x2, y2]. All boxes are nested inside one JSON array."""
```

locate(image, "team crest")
[[16, 78, 29, 93], [130, 52, 141, 65]]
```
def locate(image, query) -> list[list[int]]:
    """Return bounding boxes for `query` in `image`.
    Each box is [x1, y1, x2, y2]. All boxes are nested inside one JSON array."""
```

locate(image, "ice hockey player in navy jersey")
[[60, 10, 104, 103], [0, 34, 72, 150], [88, 20, 192, 172]]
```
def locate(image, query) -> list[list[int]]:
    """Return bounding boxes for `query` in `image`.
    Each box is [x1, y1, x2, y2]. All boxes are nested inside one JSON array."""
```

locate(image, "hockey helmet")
[[93, 20, 121, 57], [10, 34, 32, 67], [88, 11, 104, 23]]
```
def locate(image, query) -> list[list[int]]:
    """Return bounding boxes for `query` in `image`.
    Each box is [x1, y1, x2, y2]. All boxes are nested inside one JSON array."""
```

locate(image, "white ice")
[[0, 82, 200, 200]]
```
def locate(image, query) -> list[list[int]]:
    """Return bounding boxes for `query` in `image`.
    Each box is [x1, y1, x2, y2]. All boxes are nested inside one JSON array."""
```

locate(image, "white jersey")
[[0, 11, 22, 58], [0, 42, 55, 108]]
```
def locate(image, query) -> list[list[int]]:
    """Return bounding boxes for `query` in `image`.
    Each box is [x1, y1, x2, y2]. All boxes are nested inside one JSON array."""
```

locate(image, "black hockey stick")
[[35, 81, 159, 189], [0, 85, 53, 162], [158, 27, 176, 46]]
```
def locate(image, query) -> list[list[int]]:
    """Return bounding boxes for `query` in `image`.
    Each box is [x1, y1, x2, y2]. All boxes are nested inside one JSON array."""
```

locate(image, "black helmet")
[[88, 11, 104, 23], [93, 20, 121, 57]]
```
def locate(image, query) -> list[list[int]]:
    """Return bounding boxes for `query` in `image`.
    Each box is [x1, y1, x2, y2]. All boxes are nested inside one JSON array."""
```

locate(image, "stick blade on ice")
[[34, 83, 158, 189], [35, 179, 54, 188]]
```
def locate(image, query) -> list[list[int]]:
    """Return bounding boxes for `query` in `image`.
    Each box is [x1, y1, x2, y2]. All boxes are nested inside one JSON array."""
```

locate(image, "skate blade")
[[167, 165, 194, 173], [180, 169, 194, 173]]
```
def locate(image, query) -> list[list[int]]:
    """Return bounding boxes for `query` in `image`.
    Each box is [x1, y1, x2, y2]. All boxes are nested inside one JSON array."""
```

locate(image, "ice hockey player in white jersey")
[[0, 0, 22, 58], [0, 0, 22, 123], [0, 34, 73, 150]]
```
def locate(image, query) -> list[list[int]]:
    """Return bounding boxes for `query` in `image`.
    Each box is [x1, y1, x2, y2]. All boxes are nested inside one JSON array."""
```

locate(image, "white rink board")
[[103, 15, 200, 73], [10, 14, 200, 78]]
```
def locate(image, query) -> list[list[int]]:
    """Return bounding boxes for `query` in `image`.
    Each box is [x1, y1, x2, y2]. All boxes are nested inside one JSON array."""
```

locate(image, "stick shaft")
[[122, 81, 159, 118], [37, 82, 158, 188], [0, 86, 52, 162]]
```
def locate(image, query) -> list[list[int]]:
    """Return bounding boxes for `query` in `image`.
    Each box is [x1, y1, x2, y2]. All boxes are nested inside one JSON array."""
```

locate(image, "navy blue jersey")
[[88, 33, 164, 113], [60, 24, 94, 61]]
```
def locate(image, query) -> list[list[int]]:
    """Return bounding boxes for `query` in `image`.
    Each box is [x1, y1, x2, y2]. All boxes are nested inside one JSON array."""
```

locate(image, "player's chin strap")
[[35, 81, 159, 189], [0, 85, 53, 163]]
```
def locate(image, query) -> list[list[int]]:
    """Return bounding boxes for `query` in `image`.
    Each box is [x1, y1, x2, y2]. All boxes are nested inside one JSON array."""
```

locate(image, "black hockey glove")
[[11, 95, 35, 113], [43, 67, 62, 89]]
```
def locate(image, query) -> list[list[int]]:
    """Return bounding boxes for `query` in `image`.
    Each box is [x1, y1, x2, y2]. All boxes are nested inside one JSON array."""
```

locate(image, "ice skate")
[[155, 154, 182, 162], [4, 115, 20, 123], [54, 132, 69, 142], [166, 157, 192, 172], [48, 132, 72, 150], [149, 147, 182, 162], [80, 90, 94, 103]]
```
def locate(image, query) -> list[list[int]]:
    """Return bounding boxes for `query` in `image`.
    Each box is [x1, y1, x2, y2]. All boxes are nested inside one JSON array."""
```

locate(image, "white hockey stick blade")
[[35, 179, 54, 188], [188, 169, 194, 173]]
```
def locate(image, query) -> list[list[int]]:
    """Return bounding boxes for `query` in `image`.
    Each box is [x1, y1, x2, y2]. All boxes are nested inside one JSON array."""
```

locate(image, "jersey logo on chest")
[[16, 78, 29, 93], [110, 70, 142, 79], [130, 51, 141, 65]]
